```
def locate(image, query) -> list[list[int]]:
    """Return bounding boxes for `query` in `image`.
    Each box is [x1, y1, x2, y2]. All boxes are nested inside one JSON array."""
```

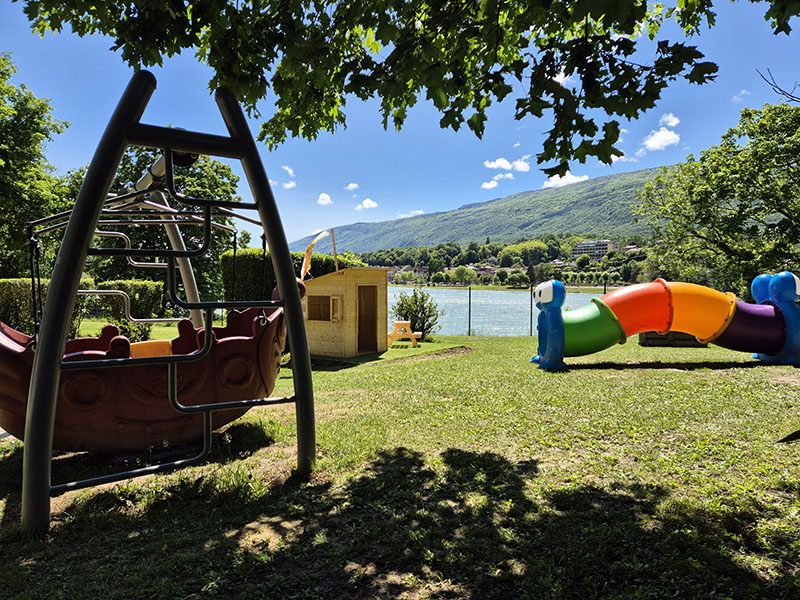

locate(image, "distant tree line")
[[361, 234, 648, 268], [361, 234, 650, 288]]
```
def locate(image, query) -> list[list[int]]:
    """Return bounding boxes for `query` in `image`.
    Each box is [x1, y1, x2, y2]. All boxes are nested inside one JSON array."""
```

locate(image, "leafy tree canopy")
[[19, 0, 797, 175], [636, 103, 800, 296], [0, 52, 67, 277]]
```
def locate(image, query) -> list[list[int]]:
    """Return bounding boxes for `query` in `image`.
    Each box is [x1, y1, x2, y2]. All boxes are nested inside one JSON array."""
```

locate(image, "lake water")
[[388, 286, 601, 337]]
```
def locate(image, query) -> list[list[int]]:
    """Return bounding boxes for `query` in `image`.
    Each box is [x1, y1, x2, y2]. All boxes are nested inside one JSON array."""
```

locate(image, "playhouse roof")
[[304, 266, 391, 284]]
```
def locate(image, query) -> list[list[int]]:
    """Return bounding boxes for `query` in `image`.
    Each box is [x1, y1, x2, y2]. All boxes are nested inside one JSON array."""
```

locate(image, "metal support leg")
[[22, 72, 157, 533], [216, 88, 316, 473]]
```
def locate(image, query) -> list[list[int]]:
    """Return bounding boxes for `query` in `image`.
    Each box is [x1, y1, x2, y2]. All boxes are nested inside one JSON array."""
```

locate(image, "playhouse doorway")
[[357, 285, 378, 354]]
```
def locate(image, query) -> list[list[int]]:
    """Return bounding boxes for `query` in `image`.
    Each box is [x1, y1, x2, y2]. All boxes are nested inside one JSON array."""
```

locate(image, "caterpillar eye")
[[534, 281, 554, 304]]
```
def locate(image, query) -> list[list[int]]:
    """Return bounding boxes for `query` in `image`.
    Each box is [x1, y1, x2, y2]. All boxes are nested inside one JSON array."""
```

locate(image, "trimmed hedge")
[[221, 249, 365, 301], [96, 280, 164, 342], [0, 278, 92, 339]]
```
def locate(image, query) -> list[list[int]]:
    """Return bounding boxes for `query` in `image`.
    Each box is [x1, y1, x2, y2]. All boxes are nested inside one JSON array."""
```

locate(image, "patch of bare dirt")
[[769, 373, 800, 387], [393, 346, 475, 363], [236, 515, 303, 550]]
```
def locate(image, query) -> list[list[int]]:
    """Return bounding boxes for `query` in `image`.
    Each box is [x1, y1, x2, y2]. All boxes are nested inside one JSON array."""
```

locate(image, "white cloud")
[[642, 127, 680, 151], [493, 172, 514, 181], [511, 157, 531, 172], [344, 182, 359, 191], [542, 171, 589, 189], [732, 89, 751, 102], [399, 209, 425, 218], [481, 180, 499, 189], [355, 198, 378, 211], [659, 113, 680, 128], [485, 154, 530, 173], [484, 157, 512, 170], [611, 153, 637, 164], [281, 165, 295, 177], [282, 181, 297, 189], [513, 142, 521, 148], [317, 193, 333, 206]]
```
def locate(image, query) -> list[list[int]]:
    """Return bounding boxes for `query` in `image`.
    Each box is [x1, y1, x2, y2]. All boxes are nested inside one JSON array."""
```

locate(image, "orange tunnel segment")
[[600, 280, 672, 337]]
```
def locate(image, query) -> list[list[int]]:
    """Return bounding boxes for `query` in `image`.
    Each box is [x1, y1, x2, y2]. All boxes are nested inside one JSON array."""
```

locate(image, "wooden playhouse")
[[302, 267, 391, 357]]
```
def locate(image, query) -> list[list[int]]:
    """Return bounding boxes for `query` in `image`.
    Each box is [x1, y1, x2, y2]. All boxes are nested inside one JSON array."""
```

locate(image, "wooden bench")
[[387, 321, 422, 347]]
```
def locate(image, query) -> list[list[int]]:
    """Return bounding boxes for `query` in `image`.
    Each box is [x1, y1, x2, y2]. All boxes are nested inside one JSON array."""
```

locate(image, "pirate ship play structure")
[[13, 71, 315, 532]]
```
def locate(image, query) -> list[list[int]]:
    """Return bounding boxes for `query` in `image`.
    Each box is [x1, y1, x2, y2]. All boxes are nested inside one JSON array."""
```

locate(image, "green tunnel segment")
[[563, 298, 626, 357]]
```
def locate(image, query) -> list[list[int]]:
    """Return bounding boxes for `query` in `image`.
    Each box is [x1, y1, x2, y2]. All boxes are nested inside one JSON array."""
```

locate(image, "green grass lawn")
[[2, 336, 799, 598], [79, 318, 183, 340]]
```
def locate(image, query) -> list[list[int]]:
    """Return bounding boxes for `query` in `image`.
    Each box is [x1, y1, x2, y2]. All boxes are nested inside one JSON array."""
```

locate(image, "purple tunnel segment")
[[713, 301, 785, 355]]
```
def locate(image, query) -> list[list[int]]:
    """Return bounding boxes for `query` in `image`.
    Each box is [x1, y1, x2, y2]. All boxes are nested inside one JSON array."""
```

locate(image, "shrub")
[[576, 254, 591, 269], [96, 280, 164, 342], [220, 249, 365, 301], [390, 288, 442, 342], [0, 277, 91, 338], [506, 272, 530, 288], [393, 270, 422, 284]]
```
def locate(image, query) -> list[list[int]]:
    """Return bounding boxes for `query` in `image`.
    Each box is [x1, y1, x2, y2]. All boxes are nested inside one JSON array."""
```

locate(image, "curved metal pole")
[[76, 289, 181, 324], [22, 70, 157, 534], [131, 157, 203, 327], [148, 190, 203, 327], [215, 88, 316, 474]]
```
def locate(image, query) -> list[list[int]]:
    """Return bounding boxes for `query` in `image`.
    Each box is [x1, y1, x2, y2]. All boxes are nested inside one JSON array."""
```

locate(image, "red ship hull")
[[0, 307, 285, 452]]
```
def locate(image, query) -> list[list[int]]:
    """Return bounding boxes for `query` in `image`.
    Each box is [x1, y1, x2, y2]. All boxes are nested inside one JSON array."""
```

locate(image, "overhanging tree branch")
[[758, 68, 800, 102]]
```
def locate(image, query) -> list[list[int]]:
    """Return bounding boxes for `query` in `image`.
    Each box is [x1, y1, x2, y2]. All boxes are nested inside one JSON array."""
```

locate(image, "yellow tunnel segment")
[[665, 282, 737, 343]]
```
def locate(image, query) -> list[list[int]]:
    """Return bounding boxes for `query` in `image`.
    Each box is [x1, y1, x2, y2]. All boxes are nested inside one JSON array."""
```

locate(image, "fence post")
[[467, 286, 471, 336], [530, 283, 534, 336]]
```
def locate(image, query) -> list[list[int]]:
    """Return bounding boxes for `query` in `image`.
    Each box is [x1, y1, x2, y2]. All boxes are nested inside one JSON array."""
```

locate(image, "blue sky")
[[1, 2, 798, 246]]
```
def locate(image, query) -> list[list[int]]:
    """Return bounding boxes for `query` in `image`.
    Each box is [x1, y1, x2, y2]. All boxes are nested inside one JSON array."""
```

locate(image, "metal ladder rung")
[[166, 258, 283, 310]]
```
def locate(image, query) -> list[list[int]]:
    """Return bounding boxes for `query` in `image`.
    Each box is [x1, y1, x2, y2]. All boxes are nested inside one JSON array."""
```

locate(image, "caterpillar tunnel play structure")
[[532, 273, 800, 371], [9, 71, 315, 533]]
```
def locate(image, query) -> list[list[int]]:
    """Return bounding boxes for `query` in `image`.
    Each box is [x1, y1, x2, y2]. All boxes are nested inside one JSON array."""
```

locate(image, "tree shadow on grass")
[[2, 447, 797, 599], [569, 360, 769, 371], [0, 420, 275, 530]]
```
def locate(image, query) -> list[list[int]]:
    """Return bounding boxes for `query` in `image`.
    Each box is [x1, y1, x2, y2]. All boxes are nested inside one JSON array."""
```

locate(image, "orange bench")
[[387, 321, 422, 347]]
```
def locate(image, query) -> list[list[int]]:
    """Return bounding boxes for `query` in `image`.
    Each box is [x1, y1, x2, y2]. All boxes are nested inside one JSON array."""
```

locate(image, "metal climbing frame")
[[21, 71, 316, 533]]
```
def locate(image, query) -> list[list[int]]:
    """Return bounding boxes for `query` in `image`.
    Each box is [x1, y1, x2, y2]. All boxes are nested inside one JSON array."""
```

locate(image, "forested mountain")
[[289, 167, 659, 254]]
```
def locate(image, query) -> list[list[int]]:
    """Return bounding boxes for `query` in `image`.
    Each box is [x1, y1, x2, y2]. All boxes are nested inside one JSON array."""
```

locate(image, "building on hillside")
[[302, 267, 391, 358], [475, 265, 498, 280], [571, 240, 619, 262]]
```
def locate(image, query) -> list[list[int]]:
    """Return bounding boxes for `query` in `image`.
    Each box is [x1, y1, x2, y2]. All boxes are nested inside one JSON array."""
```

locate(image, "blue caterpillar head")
[[534, 280, 566, 309], [769, 271, 800, 303], [751, 273, 773, 304]]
